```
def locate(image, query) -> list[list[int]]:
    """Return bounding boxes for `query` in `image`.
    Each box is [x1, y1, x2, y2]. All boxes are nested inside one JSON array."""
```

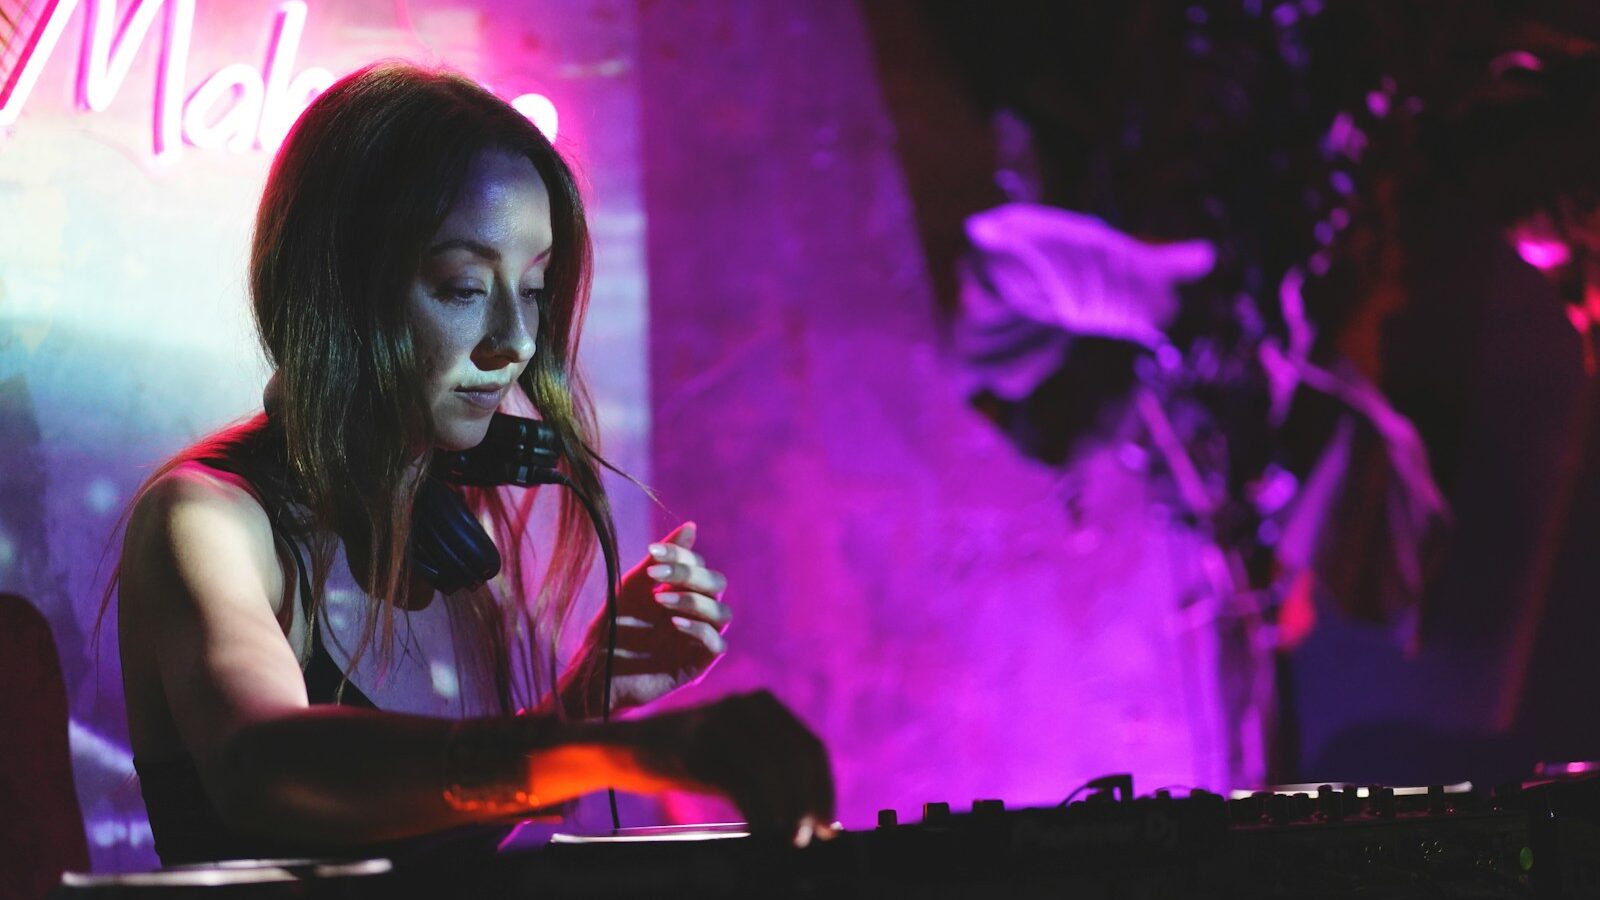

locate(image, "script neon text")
[[0, 0, 559, 155]]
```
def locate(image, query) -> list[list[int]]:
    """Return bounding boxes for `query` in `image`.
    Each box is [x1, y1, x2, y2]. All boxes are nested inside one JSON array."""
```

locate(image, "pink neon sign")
[[0, 1, 559, 155]]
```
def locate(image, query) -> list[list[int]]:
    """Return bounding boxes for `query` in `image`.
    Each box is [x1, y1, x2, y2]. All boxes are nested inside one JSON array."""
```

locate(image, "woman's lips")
[[453, 385, 507, 411]]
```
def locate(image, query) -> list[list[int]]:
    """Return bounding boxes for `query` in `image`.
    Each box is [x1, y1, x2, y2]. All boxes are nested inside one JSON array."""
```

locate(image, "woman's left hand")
[[561, 522, 731, 717]]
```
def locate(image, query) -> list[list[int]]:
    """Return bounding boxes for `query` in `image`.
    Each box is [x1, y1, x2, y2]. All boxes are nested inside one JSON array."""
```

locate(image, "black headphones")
[[261, 376, 562, 594], [415, 413, 564, 593], [261, 392, 622, 826]]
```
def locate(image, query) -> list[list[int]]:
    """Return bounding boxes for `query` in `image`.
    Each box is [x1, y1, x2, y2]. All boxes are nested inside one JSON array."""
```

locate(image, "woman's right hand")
[[611, 691, 836, 846]]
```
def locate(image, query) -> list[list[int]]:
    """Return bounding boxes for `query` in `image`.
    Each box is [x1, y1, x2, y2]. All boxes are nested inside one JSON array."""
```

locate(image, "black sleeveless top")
[[132, 648, 385, 864], [131, 437, 507, 866]]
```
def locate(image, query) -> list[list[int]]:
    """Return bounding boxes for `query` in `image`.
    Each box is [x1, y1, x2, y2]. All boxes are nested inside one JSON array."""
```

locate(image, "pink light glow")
[[0, 0, 192, 152], [180, 2, 334, 153], [182, 62, 265, 152], [78, 0, 170, 112], [0, 0, 74, 129], [511, 92, 558, 141], [150, 0, 191, 155], [1515, 237, 1572, 271], [254, 0, 333, 150], [0, 1, 557, 154]]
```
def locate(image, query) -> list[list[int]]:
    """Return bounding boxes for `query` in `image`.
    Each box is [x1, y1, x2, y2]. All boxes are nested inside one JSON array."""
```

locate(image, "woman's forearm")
[[204, 707, 645, 846]]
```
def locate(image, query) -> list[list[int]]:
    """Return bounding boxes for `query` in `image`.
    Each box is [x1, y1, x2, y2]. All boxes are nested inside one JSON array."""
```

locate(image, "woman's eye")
[[521, 287, 547, 304], [437, 285, 486, 304]]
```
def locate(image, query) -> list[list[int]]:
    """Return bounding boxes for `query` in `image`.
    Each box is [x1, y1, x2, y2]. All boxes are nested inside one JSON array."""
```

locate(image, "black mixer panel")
[[53, 776, 1600, 899]]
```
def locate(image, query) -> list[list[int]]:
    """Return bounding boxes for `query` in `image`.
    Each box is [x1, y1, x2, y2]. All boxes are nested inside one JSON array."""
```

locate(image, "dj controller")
[[53, 774, 1600, 899]]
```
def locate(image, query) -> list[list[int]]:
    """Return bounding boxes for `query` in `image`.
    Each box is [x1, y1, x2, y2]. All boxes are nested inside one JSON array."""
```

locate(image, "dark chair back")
[[0, 592, 90, 898]]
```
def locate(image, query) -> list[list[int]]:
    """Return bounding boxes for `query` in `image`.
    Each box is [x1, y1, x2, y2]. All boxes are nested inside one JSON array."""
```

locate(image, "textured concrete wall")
[[638, 0, 1232, 826]]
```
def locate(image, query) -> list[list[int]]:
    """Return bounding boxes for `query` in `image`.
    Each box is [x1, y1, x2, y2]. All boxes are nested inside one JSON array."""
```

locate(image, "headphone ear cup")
[[411, 477, 501, 593]]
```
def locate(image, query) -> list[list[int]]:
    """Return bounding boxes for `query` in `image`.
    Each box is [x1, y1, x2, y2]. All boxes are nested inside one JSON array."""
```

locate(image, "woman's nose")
[[480, 288, 537, 366]]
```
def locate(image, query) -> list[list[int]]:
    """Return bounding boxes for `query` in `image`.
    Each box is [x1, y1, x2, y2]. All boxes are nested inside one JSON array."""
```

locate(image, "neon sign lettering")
[[0, 1, 558, 155], [182, 0, 334, 153]]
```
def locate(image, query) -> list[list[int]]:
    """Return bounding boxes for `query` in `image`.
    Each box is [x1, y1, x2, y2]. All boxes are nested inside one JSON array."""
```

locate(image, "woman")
[[111, 62, 833, 866]]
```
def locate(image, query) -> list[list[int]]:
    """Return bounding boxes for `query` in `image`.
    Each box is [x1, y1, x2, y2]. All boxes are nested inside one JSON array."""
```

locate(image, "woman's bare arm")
[[118, 464, 832, 846]]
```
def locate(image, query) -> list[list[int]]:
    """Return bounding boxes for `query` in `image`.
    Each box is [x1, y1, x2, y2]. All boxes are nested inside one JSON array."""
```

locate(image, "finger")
[[662, 521, 696, 551], [670, 616, 728, 656], [646, 563, 728, 597], [656, 592, 732, 629], [647, 542, 705, 569]]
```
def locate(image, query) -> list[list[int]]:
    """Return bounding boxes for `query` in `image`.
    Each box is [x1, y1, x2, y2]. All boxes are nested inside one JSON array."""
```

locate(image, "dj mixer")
[[53, 774, 1600, 899]]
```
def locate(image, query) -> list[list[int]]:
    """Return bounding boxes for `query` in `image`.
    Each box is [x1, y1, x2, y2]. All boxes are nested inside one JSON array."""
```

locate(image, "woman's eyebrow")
[[426, 241, 553, 264], [428, 238, 500, 261]]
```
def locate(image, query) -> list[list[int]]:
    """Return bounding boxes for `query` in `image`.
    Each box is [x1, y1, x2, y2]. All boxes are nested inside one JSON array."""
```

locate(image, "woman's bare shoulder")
[[131, 461, 268, 527], [120, 460, 309, 764], [121, 460, 283, 614]]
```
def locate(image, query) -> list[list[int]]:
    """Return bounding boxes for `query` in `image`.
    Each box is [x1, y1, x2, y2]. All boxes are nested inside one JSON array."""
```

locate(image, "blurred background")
[[4, 0, 1600, 873]]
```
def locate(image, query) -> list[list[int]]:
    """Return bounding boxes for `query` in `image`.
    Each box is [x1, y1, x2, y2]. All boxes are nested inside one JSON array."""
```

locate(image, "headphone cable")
[[538, 470, 622, 832]]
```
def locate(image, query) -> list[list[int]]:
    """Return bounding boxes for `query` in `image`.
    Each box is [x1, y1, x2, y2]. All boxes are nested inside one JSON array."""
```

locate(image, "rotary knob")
[[1371, 786, 1397, 818], [1317, 785, 1344, 822]]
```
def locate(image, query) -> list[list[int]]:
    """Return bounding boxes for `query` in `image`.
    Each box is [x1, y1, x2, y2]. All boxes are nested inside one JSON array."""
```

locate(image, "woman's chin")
[[434, 421, 493, 452]]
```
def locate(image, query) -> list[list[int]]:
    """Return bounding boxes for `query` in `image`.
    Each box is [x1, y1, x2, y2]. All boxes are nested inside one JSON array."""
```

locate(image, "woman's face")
[[407, 149, 553, 451]]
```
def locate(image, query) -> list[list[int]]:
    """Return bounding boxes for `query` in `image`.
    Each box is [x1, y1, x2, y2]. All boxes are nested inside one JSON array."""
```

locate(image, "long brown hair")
[[105, 62, 618, 713]]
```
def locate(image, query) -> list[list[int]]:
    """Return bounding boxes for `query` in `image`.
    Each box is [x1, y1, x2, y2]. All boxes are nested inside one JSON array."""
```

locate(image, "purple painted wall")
[[638, 1, 1235, 828]]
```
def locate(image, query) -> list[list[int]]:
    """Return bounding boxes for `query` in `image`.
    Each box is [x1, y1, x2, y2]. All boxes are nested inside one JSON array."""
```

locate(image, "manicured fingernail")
[[794, 820, 814, 848], [670, 616, 693, 630], [647, 564, 673, 579], [656, 592, 683, 608], [648, 544, 669, 560]]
